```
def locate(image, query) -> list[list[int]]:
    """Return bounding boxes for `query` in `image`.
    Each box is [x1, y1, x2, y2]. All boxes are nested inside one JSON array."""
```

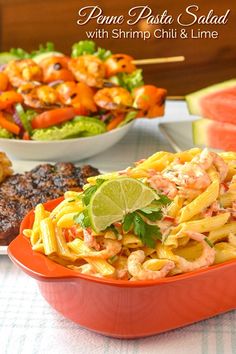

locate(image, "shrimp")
[[94, 87, 133, 111], [192, 149, 228, 181], [148, 174, 178, 199], [81, 239, 122, 259], [76, 264, 97, 276], [175, 231, 215, 273], [68, 55, 105, 88], [56, 82, 97, 112], [163, 164, 211, 191], [127, 250, 175, 280], [39, 56, 74, 83], [104, 54, 136, 77], [5, 59, 43, 87], [202, 201, 220, 217], [18, 83, 60, 109], [83, 229, 100, 251]]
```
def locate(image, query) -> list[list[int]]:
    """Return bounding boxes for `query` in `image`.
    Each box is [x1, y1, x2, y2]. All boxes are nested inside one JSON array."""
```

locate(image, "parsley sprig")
[[82, 179, 105, 206], [74, 179, 105, 228], [122, 198, 171, 248], [123, 212, 162, 248], [74, 177, 171, 248]]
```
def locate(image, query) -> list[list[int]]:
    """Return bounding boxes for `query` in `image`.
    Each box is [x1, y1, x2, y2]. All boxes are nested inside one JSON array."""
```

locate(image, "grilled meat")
[[0, 163, 99, 245]]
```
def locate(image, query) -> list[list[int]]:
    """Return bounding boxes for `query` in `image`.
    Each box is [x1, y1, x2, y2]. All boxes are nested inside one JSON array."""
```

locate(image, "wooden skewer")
[[167, 96, 185, 100], [133, 56, 185, 65]]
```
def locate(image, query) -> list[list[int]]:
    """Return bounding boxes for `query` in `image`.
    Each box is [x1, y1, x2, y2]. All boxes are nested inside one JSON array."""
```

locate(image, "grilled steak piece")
[[0, 163, 99, 245]]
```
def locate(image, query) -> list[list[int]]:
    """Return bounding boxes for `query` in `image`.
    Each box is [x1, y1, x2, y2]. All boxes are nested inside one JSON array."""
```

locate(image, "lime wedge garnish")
[[88, 177, 157, 232]]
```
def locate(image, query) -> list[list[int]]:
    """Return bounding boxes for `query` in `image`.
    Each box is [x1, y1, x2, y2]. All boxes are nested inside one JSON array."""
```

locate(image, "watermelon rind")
[[186, 79, 236, 116], [193, 118, 236, 152], [192, 119, 210, 145]]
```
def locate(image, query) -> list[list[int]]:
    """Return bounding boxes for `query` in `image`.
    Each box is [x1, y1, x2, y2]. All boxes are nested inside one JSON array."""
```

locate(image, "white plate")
[[0, 247, 7, 255], [159, 120, 221, 153], [0, 121, 134, 162], [159, 120, 195, 152]]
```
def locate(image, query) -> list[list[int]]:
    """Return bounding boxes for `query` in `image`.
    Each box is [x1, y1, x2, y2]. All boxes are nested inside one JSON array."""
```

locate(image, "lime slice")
[[88, 177, 157, 232]]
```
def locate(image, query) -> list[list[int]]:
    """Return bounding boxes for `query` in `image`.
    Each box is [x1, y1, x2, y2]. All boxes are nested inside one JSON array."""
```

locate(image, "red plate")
[[8, 198, 236, 338]]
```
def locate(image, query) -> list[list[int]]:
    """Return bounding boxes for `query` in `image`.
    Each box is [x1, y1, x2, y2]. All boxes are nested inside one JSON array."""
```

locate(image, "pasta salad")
[[23, 148, 236, 281]]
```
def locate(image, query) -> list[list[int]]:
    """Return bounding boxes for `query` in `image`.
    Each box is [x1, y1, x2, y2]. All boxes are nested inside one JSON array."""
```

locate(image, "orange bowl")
[[8, 198, 236, 338]]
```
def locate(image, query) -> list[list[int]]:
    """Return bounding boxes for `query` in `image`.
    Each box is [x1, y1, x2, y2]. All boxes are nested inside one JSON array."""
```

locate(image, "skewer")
[[167, 96, 185, 100], [133, 56, 185, 65]]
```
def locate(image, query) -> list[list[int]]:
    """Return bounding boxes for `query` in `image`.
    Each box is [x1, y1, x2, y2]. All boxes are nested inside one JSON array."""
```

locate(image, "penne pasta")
[[32, 242, 45, 253], [156, 242, 177, 261], [219, 192, 236, 208], [67, 238, 91, 256], [50, 199, 82, 217], [64, 191, 82, 199], [55, 227, 76, 261], [208, 222, 236, 243], [143, 258, 171, 271], [53, 204, 83, 222], [131, 152, 174, 175], [57, 212, 79, 228], [179, 179, 220, 223], [25, 148, 236, 281], [122, 234, 143, 248], [175, 148, 202, 162], [173, 242, 203, 261], [175, 213, 230, 238], [84, 258, 115, 277], [31, 204, 49, 245], [214, 242, 236, 264], [40, 218, 57, 255], [167, 195, 184, 218]]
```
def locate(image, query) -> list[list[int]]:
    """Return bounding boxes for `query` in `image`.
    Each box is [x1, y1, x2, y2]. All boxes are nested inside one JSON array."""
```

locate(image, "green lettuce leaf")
[[32, 116, 106, 141], [71, 40, 111, 60], [110, 69, 144, 91]]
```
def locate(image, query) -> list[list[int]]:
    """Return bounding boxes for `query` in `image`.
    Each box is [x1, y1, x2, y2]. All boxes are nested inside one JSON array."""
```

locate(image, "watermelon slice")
[[193, 119, 236, 151], [186, 80, 236, 124]]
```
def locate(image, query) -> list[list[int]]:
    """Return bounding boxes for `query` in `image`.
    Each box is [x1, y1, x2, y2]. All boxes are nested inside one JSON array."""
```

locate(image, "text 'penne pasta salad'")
[[23, 148, 236, 281]]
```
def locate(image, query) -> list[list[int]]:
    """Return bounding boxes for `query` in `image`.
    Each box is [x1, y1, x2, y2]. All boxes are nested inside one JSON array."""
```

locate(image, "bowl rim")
[[8, 197, 236, 288], [0, 120, 134, 144]]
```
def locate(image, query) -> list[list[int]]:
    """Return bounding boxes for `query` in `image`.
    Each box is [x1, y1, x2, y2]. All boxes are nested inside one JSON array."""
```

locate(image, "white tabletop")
[[1, 101, 235, 354]]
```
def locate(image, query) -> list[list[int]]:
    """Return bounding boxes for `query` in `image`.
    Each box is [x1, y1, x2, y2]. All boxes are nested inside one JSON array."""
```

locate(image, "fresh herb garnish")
[[74, 209, 91, 228], [153, 195, 172, 207], [74, 179, 106, 227], [123, 210, 162, 248], [122, 195, 171, 247], [107, 224, 120, 238], [204, 237, 214, 248], [82, 179, 105, 206], [138, 208, 163, 222]]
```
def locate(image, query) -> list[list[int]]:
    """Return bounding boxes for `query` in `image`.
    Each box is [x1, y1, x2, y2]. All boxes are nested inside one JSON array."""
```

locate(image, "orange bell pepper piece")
[[0, 91, 23, 110], [0, 113, 20, 135]]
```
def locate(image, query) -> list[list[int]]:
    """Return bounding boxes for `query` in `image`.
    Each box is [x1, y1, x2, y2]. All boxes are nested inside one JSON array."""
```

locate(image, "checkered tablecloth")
[[1, 101, 235, 354]]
